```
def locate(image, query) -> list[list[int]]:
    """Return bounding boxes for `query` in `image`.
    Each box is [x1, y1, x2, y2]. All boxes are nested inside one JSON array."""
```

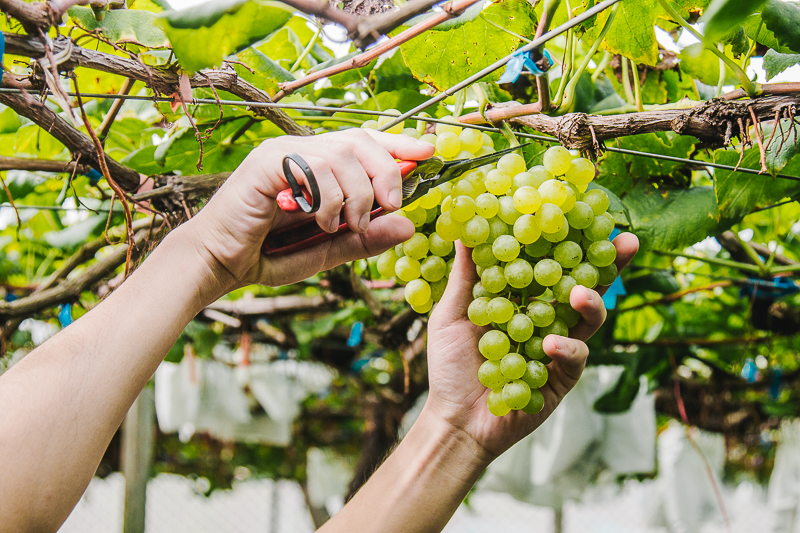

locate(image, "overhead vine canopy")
[[1, 0, 799, 494]]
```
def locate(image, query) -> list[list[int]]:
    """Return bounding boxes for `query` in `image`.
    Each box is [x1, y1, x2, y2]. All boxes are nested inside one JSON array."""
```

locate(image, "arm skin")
[[0, 126, 639, 533]]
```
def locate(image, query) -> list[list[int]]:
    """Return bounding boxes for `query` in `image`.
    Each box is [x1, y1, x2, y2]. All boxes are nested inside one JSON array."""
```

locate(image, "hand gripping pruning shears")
[[261, 143, 529, 255]]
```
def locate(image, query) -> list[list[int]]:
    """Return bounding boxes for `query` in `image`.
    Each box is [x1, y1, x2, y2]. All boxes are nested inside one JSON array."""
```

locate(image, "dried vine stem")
[[0, 156, 90, 174], [273, 0, 483, 101], [2, 33, 311, 137]]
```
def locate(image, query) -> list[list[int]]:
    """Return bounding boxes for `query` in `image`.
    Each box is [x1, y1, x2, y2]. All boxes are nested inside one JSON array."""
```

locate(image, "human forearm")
[[321, 406, 492, 533], [0, 223, 228, 532]]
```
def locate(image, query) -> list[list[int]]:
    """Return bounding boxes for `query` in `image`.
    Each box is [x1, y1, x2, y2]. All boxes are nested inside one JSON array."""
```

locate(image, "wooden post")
[[122, 387, 155, 533]]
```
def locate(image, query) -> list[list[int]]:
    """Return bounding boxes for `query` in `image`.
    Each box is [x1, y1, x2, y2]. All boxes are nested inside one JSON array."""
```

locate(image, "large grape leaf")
[[68, 7, 169, 48], [679, 43, 741, 86], [308, 52, 378, 89], [714, 147, 800, 223], [399, 0, 537, 91], [623, 182, 721, 250], [156, 0, 293, 73], [761, 0, 800, 54], [763, 49, 800, 80], [370, 51, 422, 93], [743, 13, 795, 54], [234, 48, 294, 98], [764, 120, 800, 177], [699, 0, 766, 44]]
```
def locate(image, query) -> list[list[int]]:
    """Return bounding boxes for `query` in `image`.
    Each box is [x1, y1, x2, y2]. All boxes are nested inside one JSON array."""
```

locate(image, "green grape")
[[481, 132, 494, 148], [572, 262, 600, 289], [542, 223, 569, 243], [541, 318, 568, 337], [459, 128, 484, 153], [378, 109, 404, 134], [478, 360, 507, 389], [403, 233, 429, 260], [485, 169, 512, 195], [528, 278, 547, 298], [497, 153, 527, 176], [446, 258, 454, 276], [419, 187, 442, 209], [587, 240, 617, 267], [553, 241, 583, 269], [438, 181, 453, 198], [377, 249, 399, 278], [525, 238, 552, 258], [429, 233, 453, 257], [472, 243, 499, 268], [487, 216, 510, 241], [566, 225, 583, 244], [503, 380, 531, 410], [507, 313, 534, 342], [511, 171, 537, 193], [521, 360, 548, 389], [538, 179, 568, 207], [565, 157, 595, 186], [542, 145, 572, 176], [435, 115, 462, 136], [479, 330, 511, 360], [524, 336, 546, 360], [441, 195, 452, 213], [462, 216, 490, 247], [472, 282, 496, 300], [498, 196, 522, 225], [566, 201, 594, 229], [565, 181, 583, 201], [468, 297, 492, 326], [492, 235, 520, 262], [513, 214, 542, 245], [597, 263, 618, 286], [431, 278, 448, 302], [395, 243, 405, 257], [419, 133, 438, 145], [452, 179, 476, 198], [395, 256, 421, 282], [475, 193, 500, 218], [451, 195, 476, 222], [404, 279, 431, 306], [583, 215, 614, 242], [527, 300, 555, 327], [555, 302, 581, 328], [436, 131, 461, 159], [405, 207, 427, 227], [583, 189, 610, 215], [481, 265, 508, 294], [475, 145, 495, 157], [425, 208, 437, 224], [501, 353, 527, 380], [456, 150, 475, 161], [552, 275, 577, 303], [411, 299, 433, 314], [528, 166, 554, 188], [487, 389, 511, 416], [493, 321, 507, 332], [504, 258, 534, 289], [476, 265, 484, 277], [533, 258, 562, 286], [534, 203, 565, 233], [420, 256, 447, 282], [561, 184, 577, 213], [522, 388, 545, 414], [601, 212, 615, 224], [436, 212, 462, 241], [513, 186, 543, 214], [401, 127, 421, 139], [361, 119, 379, 130], [488, 297, 515, 324]]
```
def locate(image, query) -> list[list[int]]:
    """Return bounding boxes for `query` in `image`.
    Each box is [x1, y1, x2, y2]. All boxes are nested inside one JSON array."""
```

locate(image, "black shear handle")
[[280, 153, 320, 214]]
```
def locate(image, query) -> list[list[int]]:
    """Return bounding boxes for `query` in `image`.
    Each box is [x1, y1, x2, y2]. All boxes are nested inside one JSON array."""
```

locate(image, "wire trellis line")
[[1, 87, 798, 182]]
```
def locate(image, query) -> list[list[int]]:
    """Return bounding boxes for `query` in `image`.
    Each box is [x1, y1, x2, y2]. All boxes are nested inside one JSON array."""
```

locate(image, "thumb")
[[432, 241, 478, 322]]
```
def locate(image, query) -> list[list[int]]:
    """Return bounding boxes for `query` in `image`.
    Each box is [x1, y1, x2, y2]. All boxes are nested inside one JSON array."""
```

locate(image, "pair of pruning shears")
[[261, 144, 530, 255]]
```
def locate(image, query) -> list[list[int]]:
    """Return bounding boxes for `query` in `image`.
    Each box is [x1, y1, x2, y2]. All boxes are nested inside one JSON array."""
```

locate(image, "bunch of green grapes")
[[371, 113, 617, 418]]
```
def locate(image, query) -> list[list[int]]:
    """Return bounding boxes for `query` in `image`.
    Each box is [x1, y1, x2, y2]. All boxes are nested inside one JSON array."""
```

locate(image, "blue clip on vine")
[[58, 303, 73, 328], [738, 276, 800, 300], [1, 32, 5, 72], [498, 49, 553, 84], [84, 168, 103, 185]]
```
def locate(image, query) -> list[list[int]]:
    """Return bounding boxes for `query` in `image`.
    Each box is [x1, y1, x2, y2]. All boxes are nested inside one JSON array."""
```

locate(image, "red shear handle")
[[275, 160, 418, 213]]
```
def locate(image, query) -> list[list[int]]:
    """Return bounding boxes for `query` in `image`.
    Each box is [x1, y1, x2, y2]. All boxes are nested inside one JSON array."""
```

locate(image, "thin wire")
[[2, 88, 799, 181], [750, 198, 798, 213], [627, 265, 790, 286], [0, 203, 114, 212]]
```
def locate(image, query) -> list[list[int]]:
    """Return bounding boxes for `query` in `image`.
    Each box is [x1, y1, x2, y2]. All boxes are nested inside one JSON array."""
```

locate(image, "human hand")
[[184, 129, 435, 292], [423, 233, 639, 461]]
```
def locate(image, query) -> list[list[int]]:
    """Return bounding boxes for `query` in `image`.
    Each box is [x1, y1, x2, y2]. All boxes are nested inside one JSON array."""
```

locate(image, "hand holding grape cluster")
[[372, 115, 617, 418]]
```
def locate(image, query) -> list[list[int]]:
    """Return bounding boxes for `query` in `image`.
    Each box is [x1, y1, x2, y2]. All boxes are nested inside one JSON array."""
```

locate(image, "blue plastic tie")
[[5, 293, 17, 302], [1, 32, 5, 72], [738, 276, 800, 300], [602, 228, 626, 310], [770, 366, 782, 400], [346, 321, 363, 347], [58, 303, 73, 328], [84, 168, 104, 184], [741, 359, 758, 384], [498, 49, 553, 84]]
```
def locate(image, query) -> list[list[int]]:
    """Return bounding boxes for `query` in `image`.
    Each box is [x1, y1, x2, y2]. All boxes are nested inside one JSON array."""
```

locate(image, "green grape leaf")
[[743, 13, 795, 54], [699, 0, 766, 44], [399, 0, 537, 91], [156, 0, 293, 73], [0, 106, 22, 135], [678, 43, 740, 86], [763, 49, 800, 80], [625, 270, 681, 294], [370, 51, 422, 94], [765, 120, 800, 177], [43, 215, 106, 249], [714, 147, 800, 222], [308, 51, 377, 89], [68, 7, 169, 48], [235, 47, 294, 98], [624, 182, 721, 250], [164, 336, 186, 363], [762, 0, 800, 54], [593, 368, 641, 413]]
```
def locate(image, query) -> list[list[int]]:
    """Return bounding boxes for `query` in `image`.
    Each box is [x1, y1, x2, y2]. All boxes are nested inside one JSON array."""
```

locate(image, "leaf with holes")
[[761, 0, 800, 54]]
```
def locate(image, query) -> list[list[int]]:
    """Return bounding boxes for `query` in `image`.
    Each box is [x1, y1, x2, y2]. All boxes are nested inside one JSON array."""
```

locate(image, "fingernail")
[[358, 213, 370, 232], [582, 286, 594, 302], [329, 215, 340, 233], [388, 187, 403, 209]]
